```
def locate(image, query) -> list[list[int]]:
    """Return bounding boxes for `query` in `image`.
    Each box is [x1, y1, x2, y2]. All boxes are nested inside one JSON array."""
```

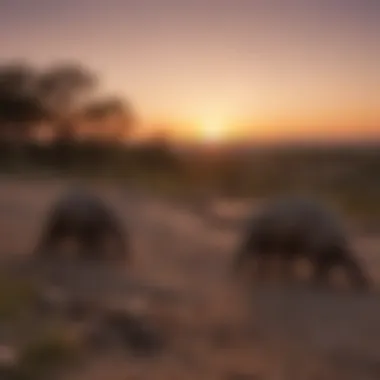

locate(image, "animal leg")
[[255, 252, 272, 281], [338, 251, 370, 290], [313, 246, 370, 290], [278, 253, 296, 283], [34, 220, 66, 259], [107, 226, 130, 265]]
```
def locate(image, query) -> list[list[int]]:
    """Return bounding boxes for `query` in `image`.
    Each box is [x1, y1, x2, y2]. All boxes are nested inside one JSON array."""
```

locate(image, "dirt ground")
[[0, 178, 379, 379]]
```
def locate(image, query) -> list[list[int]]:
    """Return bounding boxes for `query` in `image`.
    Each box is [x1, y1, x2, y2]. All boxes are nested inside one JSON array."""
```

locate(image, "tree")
[[0, 93, 46, 124], [32, 62, 98, 168], [0, 63, 47, 141], [83, 97, 125, 119], [37, 63, 96, 110], [0, 59, 136, 172], [36, 62, 97, 138], [82, 97, 135, 141], [0, 62, 36, 94]]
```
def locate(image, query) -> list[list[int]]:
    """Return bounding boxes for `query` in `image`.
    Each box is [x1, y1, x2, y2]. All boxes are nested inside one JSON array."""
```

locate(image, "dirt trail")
[[0, 179, 379, 379]]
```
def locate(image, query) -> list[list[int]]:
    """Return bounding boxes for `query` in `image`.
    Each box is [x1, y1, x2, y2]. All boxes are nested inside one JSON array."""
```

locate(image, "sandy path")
[[0, 179, 380, 379]]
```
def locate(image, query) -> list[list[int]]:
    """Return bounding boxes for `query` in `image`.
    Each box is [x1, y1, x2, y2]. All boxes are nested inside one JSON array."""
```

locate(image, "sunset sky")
[[0, 0, 379, 143]]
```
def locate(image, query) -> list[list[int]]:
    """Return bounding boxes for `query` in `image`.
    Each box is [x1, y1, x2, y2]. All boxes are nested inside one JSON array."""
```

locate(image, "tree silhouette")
[[82, 97, 135, 141], [36, 62, 97, 138], [0, 63, 47, 141], [0, 58, 136, 173], [32, 63, 97, 169], [0, 62, 36, 94], [83, 98, 124, 119]]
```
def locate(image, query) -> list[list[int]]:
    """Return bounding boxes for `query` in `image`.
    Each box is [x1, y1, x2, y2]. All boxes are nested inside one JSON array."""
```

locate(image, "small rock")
[[35, 286, 68, 315], [100, 310, 166, 357], [0, 345, 18, 367], [0, 345, 18, 378], [65, 297, 100, 322]]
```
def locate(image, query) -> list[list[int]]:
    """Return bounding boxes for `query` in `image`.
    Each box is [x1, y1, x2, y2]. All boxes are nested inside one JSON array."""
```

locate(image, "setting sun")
[[199, 116, 227, 143], [203, 124, 222, 142]]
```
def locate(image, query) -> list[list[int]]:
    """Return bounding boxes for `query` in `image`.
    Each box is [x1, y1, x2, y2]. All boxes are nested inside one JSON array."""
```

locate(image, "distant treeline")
[[1, 140, 379, 220], [0, 140, 181, 176]]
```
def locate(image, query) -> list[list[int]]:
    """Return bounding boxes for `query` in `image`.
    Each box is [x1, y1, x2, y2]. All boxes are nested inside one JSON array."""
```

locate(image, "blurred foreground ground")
[[0, 178, 379, 379]]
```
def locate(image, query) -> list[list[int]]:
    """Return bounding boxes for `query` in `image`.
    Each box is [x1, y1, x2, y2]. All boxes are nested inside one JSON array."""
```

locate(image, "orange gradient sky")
[[0, 0, 379, 143]]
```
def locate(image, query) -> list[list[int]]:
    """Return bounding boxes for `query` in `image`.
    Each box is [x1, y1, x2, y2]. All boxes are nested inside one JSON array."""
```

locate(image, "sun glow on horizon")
[[198, 114, 230, 143]]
